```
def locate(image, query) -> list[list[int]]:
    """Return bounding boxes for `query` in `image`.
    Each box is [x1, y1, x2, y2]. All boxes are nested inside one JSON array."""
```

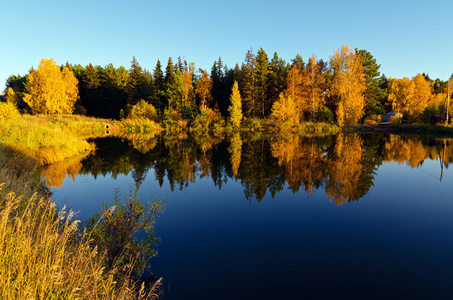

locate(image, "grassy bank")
[[0, 114, 107, 164], [0, 146, 163, 299], [0, 114, 165, 298], [0, 114, 166, 165]]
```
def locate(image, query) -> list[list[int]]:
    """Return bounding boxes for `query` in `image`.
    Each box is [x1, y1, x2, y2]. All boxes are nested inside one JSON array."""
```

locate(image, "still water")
[[50, 132, 453, 299]]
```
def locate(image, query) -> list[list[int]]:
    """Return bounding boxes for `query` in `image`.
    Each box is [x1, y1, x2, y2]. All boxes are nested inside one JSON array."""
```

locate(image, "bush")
[[364, 114, 382, 125], [316, 106, 334, 123], [126, 100, 158, 121], [421, 105, 439, 124], [85, 188, 166, 281], [0, 102, 21, 121]]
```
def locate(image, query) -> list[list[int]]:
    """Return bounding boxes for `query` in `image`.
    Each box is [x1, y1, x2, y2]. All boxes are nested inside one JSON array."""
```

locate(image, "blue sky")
[[1, 0, 452, 92]]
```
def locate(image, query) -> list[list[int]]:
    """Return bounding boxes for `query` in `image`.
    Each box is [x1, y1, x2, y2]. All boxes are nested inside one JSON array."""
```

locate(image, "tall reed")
[[0, 185, 161, 299]]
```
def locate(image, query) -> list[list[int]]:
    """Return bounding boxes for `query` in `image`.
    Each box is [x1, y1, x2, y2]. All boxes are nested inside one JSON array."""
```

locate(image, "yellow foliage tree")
[[387, 77, 414, 114], [24, 58, 79, 114], [182, 69, 194, 108], [412, 73, 432, 113], [329, 45, 366, 125], [283, 65, 305, 119], [228, 81, 243, 128], [195, 71, 213, 107], [304, 55, 325, 122], [271, 93, 299, 126]]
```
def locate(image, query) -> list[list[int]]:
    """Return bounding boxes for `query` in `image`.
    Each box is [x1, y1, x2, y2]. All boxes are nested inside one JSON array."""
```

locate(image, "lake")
[[49, 132, 453, 299]]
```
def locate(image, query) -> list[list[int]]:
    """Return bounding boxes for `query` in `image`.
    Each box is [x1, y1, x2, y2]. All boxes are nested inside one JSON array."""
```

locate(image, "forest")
[[2, 45, 453, 128]]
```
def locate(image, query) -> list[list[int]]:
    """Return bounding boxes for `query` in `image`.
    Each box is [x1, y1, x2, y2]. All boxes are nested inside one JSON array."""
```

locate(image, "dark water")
[[50, 132, 453, 299]]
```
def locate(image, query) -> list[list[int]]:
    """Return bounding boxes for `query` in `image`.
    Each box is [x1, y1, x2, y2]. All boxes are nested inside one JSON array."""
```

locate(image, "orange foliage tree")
[[412, 73, 432, 113], [271, 93, 299, 126], [329, 45, 366, 125], [195, 70, 213, 107], [24, 58, 79, 114], [283, 65, 305, 121]]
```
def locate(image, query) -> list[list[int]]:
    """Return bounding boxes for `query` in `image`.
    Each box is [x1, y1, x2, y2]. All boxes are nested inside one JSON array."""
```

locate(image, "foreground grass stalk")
[[0, 185, 162, 299]]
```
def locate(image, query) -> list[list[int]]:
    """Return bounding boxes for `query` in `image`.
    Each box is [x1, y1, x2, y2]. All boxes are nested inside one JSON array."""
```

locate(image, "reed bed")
[[0, 186, 161, 299]]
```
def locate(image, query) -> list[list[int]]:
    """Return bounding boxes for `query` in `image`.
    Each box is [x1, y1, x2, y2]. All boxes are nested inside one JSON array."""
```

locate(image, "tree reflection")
[[45, 131, 453, 204], [324, 133, 364, 204], [228, 132, 242, 178]]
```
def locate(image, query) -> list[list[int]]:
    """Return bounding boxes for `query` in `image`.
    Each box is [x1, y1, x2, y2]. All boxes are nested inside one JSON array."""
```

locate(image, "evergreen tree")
[[356, 49, 386, 117], [254, 48, 270, 117], [127, 56, 149, 106], [268, 52, 288, 112], [152, 60, 165, 114], [240, 49, 258, 118], [291, 54, 305, 69], [211, 57, 226, 112]]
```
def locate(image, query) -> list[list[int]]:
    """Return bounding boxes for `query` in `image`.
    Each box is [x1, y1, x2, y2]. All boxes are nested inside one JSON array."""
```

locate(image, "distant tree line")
[[3, 45, 453, 125]]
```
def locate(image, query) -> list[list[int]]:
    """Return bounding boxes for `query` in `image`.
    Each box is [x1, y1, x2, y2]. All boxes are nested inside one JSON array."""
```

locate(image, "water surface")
[[50, 132, 453, 299]]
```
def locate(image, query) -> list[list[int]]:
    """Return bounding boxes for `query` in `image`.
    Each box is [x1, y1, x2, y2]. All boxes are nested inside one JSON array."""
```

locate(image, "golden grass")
[[0, 185, 161, 299], [0, 114, 109, 164]]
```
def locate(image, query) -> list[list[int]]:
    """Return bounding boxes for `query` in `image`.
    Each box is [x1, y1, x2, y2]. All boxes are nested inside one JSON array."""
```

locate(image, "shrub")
[[85, 188, 166, 279], [127, 100, 158, 121], [316, 106, 334, 123], [421, 104, 439, 124], [0, 102, 21, 121]]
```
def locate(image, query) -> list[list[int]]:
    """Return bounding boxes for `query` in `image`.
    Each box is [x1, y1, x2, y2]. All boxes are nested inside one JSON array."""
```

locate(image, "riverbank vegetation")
[[3, 45, 451, 132], [0, 146, 164, 299]]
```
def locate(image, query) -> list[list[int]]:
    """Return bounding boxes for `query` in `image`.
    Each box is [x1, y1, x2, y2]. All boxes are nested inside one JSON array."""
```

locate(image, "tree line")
[[3, 45, 453, 125]]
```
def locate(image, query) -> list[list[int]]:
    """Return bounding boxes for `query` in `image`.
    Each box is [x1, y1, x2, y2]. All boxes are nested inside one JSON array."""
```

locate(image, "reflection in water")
[[42, 153, 89, 188], [44, 131, 453, 203]]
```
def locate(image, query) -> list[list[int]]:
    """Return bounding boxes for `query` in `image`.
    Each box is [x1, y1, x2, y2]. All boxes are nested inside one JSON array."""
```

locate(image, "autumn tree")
[[303, 55, 326, 122], [228, 81, 243, 128], [387, 77, 414, 114], [271, 93, 299, 126], [412, 73, 432, 111], [24, 58, 79, 114], [181, 66, 195, 112], [195, 70, 213, 107], [329, 45, 366, 125], [283, 64, 304, 121]]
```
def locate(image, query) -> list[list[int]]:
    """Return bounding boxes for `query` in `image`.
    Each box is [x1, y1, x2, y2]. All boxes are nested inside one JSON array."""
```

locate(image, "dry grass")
[[0, 114, 108, 164], [0, 185, 161, 300]]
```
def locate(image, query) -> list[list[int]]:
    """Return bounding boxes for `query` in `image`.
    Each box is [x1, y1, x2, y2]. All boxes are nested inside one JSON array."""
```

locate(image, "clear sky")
[[1, 0, 452, 92]]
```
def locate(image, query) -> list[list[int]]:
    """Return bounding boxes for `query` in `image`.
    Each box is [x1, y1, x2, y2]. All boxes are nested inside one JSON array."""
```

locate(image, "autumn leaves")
[[14, 45, 452, 127], [24, 58, 78, 114]]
